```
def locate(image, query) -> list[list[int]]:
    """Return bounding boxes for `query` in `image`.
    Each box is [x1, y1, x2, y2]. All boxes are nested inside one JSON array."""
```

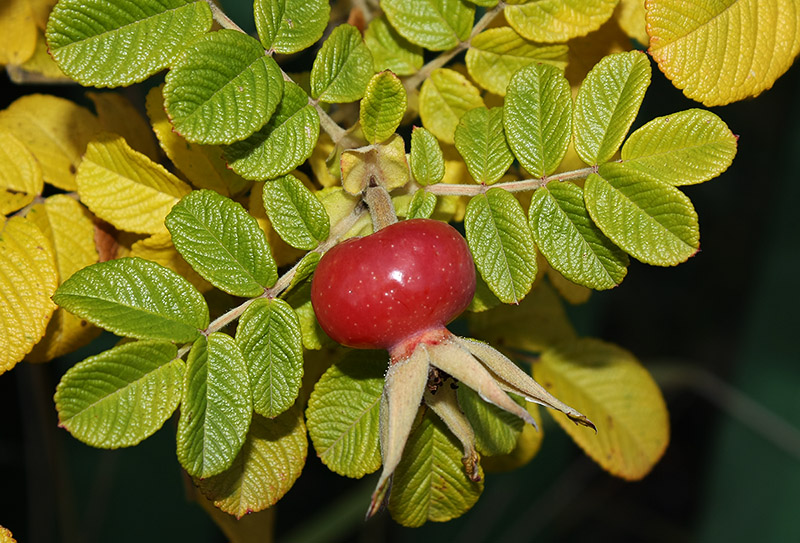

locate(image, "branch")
[[423, 166, 598, 196]]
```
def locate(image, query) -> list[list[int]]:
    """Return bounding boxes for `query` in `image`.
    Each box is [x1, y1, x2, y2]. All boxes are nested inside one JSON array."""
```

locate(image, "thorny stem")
[[402, 2, 505, 91], [424, 166, 598, 196]]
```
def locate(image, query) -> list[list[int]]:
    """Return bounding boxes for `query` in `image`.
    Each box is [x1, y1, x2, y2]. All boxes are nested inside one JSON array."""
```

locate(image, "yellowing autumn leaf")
[[0, 94, 101, 190], [0, 132, 43, 215], [0, 524, 17, 543], [146, 85, 250, 197], [89, 92, 160, 161], [648, 0, 800, 106], [6, 32, 72, 84], [617, 0, 648, 46], [26, 195, 100, 362], [0, 217, 57, 374], [76, 133, 191, 234], [129, 232, 213, 292], [0, 0, 37, 65]]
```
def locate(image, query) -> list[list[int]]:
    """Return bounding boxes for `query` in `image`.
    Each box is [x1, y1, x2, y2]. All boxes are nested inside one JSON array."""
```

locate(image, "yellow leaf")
[[26, 195, 100, 362], [129, 232, 213, 292], [505, 0, 620, 43], [247, 183, 305, 267], [419, 68, 485, 144], [648, 0, 800, 106], [77, 133, 191, 234], [308, 132, 341, 188], [316, 187, 372, 239], [535, 338, 669, 480], [0, 216, 57, 374], [0, 524, 17, 543], [0, 0, 37, 65], [193, 487, 276, 543], [565, 15, 630, 86], [88, 92, 161, 162], [145, 85, 251, 197], [616, 0, 649, 46], [29, 0, 57, 30], [6, 32, 71, 84], [482, 403, 543, 472], [546, 266, 592, 305], [0, 94, 101, 190], [0, 132, 43, 215]]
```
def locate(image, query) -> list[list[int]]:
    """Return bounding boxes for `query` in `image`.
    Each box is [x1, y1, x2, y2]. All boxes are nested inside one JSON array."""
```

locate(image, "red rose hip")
[[310, 218, 476, 353]]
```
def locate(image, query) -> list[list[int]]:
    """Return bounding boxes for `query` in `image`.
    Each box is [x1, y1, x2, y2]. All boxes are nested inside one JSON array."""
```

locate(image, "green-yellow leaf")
[[464, 188, 537, 304], [621, 108, 737, 186], [0, 94, 101, 191], [0, 132, 42, 215], [454, 106, 513, 185], [648, 0, 800, 106], [406, 189, 437, 219], [262, 174, 330, 250], [77, 133, 192, 234], [146, 85, 250, 197], [457, 385, 523, 456], [585, 163, 699, 266], [388, 410, 484, 527], [26, 196, 100, 362], [0, 217, 57, 374], [310, 24, 373, 103], [617, 0, 649, 46], [88, 91, 160, 161], [128, 232, 212, 293], [529, 182, 628, 290], [505, 0, 619, 42], [535, 337, 669, 480], [574, 51, 651, 165], [164, 30, 284, 145], [255, 0, 330, 54], [466, 26, 568, 96], [481, 404, 543, 472], [504, 63, 572, 177], [410, 127, 445, 186], [178, 333, 253, 479], [54, 340, 183, 448], [360, 71, 407, 145], [46, 0, 213, 87], [196, 407, 307, 518], [419, 68, 485, 144], [364, 16, 423, 76], [340, 134, 409, 194], [381, 0, 475, 51], [306, 350, 384, 478]]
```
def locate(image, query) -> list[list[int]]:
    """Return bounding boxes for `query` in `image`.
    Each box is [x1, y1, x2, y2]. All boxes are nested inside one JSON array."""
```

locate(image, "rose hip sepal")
[[310, 219, 594, 518]]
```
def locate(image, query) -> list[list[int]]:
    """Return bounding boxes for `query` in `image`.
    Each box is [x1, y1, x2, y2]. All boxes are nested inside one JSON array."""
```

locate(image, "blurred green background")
[[2, 8, 799, 542]]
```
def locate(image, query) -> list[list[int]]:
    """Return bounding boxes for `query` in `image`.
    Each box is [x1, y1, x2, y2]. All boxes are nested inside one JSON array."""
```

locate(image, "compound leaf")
[[454, 106, 513, 185], [236, 298, 304, 419], [53, 257, 209, 342], [465, 188, 537, 304], [46, 0, 212, 87], [381, 0, 474, 51], [55, 340, 183, 448], [306, 350, 384, 478], [178, 333, 253, 479], [419, 68, 485, 145], [262, 174, 330, 250], [310, 24, 373, 103], [255, 0, 329, 54], [505, 0, 619, 43], [163, 30, 283, 146], [504, 63, 572, 177], [166, 190, 277, 296], [360, 71, 407, 145]]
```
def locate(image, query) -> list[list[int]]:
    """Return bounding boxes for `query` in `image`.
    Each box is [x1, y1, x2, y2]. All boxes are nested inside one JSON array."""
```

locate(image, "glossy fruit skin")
[[311, 219, 476, 351]]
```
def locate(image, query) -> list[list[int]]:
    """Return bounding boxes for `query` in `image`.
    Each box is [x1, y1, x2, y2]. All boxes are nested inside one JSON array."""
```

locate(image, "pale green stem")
[[424, 166, 598, 196]]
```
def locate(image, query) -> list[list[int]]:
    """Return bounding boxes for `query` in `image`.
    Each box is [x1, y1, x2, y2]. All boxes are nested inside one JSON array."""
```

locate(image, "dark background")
[[2, 6, 799, 543]]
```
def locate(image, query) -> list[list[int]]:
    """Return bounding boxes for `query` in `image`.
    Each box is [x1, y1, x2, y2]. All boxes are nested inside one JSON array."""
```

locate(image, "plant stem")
[[424, 166, 598, 196], [205, 0, 245, 33], [364, 184, 398, 231]]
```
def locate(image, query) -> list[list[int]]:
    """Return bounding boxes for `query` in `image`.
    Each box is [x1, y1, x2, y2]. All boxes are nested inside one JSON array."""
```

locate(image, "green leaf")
[[381, 0, 475, 51], [306, 350, 384, 478], [454, 107, 513, 185], [410, 127, 445, 185], [457, 385, 523, 456], [388, 410, 483, 527], [285, 281, 330, 350], [621, 109, 738, 186], [286, 251, 321, 293], [419, 68, 485, 145], [464, 188, 537, 304], [574, 51, 651, 165], [224, 81, 320, 181], [254, 0, 329, 54], [236, 298, 303, 419], [529, 182, 628, 290], [466, 26, 568, 96], [360, 71, 407, 144], [166, 190, 277, 296], [53, 257, 209, 342], [310, 24, 373, 103], [535, 338, 669, 480], [364, 16, 423, 76], [504, 62, 572, 177], [585, 163, 699, 266], [262, 174, 330, 250], [505, 0, 619, 43], [406, 189, 437, 219], [55, 341, 183, 448], [178, 333, 253, 479], [196, 408, 307, 518], [46, 0, 212, 87], [163, 30, 283, 145]]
